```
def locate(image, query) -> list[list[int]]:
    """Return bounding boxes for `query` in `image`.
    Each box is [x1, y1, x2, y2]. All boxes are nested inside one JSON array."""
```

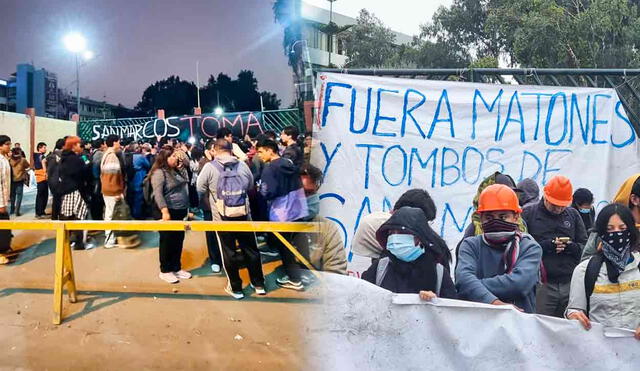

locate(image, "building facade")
[[0, 78, 8, 111], [300, 3, 412, 68], [2, 63, 128, 121]]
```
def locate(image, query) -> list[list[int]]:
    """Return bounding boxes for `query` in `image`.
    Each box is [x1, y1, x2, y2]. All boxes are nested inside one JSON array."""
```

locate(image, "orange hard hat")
[[477, 184, 522, 213], [544, 175, 573, 207]]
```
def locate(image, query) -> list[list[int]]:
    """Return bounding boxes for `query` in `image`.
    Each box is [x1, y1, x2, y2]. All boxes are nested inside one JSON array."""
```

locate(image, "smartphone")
[[556, 237, 571, 243]]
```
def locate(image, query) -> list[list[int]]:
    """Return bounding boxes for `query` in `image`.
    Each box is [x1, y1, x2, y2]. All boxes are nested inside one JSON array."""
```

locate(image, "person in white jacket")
[[0, 135, 12, 264], [566, 203, 640, 340]]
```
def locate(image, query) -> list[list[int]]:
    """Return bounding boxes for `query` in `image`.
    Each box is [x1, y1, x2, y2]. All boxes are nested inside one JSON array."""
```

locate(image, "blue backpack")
[[212, 161, 248, 218]]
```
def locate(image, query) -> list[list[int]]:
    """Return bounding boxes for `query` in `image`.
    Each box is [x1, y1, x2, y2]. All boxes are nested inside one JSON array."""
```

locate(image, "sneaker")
[[250, 284, 267, 295], [258, 247, 280, 257], [174, 270, 192, 279], [211, 264, 221, 274], [224, 284, 245, 299], [276, 276, 304, 291], [159, 272, 179, 284], [104, 243, 119, 249]]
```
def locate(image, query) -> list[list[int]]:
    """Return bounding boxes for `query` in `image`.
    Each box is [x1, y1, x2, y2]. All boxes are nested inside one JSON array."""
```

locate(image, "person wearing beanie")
[[522, 175, 587, 318], [455, 184, 542, 313], [572, 188, 595, 232]]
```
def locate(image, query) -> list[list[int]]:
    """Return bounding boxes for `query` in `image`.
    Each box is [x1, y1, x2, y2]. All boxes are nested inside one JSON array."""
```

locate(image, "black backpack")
[[143, 170, 162, 218], [46, 152, 62, 195]]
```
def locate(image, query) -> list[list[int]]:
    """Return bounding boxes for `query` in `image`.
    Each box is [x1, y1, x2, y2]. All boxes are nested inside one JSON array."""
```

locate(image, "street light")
[[63, 32, 93, 120], [214, 107, 224, 116], [63, 33, 86, 53]]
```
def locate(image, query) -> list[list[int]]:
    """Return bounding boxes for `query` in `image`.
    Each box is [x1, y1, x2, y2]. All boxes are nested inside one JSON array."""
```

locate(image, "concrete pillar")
[[26, 108, 36, 162], [157, 109, 165, 119], [303, 100, 314, 133]]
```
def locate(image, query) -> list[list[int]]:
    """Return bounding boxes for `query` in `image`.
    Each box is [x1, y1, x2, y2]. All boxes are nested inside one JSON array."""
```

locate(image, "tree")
[[273, 0, 301, 66], [138, 70, 281, 116], [260, 91, 281, 110], [425, 0, 640, 68], [342, 9, 398, 68], [135, 76, 197, 117], [341, 9, 471, 68]]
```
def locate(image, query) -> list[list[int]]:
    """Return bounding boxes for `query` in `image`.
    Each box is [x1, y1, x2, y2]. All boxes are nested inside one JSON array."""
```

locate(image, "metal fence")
[[262, 108, 305, 133], [77, 108, 305, 142], [316, 68, 640, 135]]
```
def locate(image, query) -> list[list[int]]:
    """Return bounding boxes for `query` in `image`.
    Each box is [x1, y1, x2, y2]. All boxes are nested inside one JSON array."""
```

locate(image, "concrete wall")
[[0, 110, 76, 160], [35, 116, 77, 154]]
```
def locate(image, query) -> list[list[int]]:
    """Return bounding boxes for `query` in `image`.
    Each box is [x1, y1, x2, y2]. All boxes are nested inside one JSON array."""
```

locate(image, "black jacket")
[[362, 207, 457, 298], [362, 250, 458, 298], [282, 143, 303, 169], [58, 150, 90, 197], [522, 200, 587, 283]]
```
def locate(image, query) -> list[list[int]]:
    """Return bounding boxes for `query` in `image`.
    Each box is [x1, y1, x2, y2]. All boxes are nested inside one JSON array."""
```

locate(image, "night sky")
[[0, 0, 294, 109]]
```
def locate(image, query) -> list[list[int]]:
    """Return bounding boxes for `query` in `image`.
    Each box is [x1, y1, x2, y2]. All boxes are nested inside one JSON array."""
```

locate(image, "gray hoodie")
[[196, 154, 253, 221], [150, 167, 189, 211], [517, 178, 540, 208], [455, 234, 542, 313]]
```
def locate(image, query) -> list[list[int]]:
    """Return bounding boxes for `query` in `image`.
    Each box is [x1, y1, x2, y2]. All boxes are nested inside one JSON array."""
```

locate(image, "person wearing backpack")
[[566, 203, 640, 340], [361, 207, 457, 299], [455, 184, 542, 313], [256, 139, 308, 291], [197, 139, 265, 299], [582, 173, 640, 262]]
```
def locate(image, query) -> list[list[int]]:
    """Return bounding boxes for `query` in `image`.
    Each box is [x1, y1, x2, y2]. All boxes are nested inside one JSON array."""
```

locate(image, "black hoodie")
[[58, 150, 90, 197], [362, 207, 457, 298]]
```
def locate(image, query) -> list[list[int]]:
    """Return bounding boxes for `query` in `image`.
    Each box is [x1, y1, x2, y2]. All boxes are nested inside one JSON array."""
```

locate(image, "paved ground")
[[0, 188, 319, 370]]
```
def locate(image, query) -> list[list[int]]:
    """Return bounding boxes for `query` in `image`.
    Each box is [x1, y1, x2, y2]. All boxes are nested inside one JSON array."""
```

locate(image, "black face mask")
[[600, 230, 632, 272], [482, 219, 519, 233]]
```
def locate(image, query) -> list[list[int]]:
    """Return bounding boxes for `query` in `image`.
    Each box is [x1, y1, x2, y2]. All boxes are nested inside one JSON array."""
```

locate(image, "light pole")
[[63, 33, 93, 120]]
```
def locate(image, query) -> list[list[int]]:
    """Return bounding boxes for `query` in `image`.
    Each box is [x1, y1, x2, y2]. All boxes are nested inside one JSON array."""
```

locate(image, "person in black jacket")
[[280, 126, 303, 169], [58, 136, 92, 249], [522, 175, 587, 317], [572, 188, 595, 232], [362, 207, 457, 299]]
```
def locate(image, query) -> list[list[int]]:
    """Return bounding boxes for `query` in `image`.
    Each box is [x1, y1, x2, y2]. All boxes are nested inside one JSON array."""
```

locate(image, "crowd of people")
[[1, 129, 639, 337], [355, 172, 640, 339], [0, 128, 347, 298]]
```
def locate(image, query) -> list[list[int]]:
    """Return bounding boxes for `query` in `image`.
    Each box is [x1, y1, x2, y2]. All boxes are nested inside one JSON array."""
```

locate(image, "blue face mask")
[[386, 234, 424, 262], [579, 208, 591, 214], [306, 193, 320, 219]]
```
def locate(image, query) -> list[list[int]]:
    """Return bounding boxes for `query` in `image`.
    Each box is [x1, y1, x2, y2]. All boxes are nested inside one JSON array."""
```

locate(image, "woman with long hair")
[[150, 146, 191, 284], [566, 203, 640, 340]]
